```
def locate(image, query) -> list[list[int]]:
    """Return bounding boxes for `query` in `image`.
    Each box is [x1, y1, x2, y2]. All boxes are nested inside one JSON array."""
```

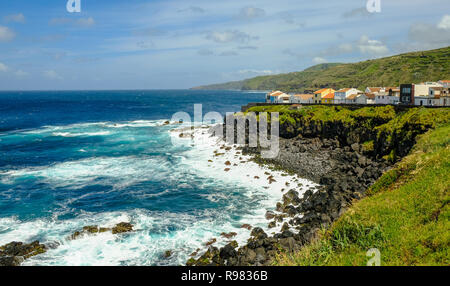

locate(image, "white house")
[[346, 93, 367, 104], [414, 82, 443, 97], [429, 86, 450, 106], [365, 93, 376, 104], [290, 94, 314, 104], [266, 91, 286, 103], [334, 88, 362, 104], [276, 93, 291, 103], [438, 80, 450, 88], [414, 96, 438, 106]]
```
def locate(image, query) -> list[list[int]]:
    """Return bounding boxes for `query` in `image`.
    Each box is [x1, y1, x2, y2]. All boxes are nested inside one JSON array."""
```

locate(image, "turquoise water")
[[0, 90, 301, 265]]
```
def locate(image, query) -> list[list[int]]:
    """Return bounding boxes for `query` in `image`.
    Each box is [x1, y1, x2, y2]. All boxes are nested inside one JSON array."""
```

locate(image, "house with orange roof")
[[313, 88, 335, 104], [365, 93, 376, 104], [290, 94, 313, 104], [321, 91, 335, 104]]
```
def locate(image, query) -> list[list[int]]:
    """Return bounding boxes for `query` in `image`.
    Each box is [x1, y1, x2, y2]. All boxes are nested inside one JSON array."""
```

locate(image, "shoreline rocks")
[[0, 241, 47, 266], [186, 120, 396, 266]]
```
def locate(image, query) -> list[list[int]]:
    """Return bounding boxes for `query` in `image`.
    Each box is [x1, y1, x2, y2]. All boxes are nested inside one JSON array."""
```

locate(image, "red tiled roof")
[[367, 87, 381, 93], [365, 93, 375, 99], [322, 92, 335, 99], [314, 88, 330, 94], [293, 94, 313, 100]]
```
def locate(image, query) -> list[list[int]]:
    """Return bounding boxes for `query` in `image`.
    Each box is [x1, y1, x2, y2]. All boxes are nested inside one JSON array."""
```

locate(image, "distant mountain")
[[192, 46, 450, 93]]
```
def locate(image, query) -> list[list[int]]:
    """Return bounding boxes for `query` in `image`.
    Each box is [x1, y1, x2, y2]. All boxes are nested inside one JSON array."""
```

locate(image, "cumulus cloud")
[[0, 26, 15, 42], [357, 35, 389, 55], [237, 7, 266, 20], [205, 30, 257, 44], [312, 57, 328, 64], [44, 70, 63, 80], [4, 13, 26, 23], [178, 6, 205, 13], [437, 15, 450, 30], [0, 62, 8, 72], [409, 14, 450, 45]]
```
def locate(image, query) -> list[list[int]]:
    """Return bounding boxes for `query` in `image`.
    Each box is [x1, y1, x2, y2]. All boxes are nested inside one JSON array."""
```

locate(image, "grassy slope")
[[274, 122, 450, 266], [193, 46, 450, 93]]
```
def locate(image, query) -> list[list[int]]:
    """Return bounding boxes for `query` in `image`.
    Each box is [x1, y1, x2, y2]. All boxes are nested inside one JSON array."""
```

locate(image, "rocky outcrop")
[[0, 241, 47, 266], [70, 222, 134, 240], [187, 107, 434, 266]]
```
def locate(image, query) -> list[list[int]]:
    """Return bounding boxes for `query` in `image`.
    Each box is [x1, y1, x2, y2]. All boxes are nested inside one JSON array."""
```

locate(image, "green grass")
[[194, 46, 450, 93], [274, 123, 450, 266]]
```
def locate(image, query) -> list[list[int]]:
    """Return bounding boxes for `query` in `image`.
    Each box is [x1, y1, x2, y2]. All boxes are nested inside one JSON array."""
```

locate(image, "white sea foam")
[[0, 120, 317, 266], [170, 126, 318, 239]]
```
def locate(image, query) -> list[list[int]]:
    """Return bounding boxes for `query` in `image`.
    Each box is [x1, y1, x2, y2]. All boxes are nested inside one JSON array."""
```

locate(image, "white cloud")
[[437, 14, 450, 30], [409, 14, 450, 45], [0, 62, 8, 72], [49, 17, 95, 28], [312, 57, 328, 64], [178, 6, 205, 14], [0, 26, 15, 42], [237, 7, 266, 19], [4, 13, 26, 23], [357, 35, 389, 55], [44, 70, 63, 80], [15, 70, 29, 77], [205, 30, 257, 43], [76, 17, 95, 27], [238, 69, 275, 75]]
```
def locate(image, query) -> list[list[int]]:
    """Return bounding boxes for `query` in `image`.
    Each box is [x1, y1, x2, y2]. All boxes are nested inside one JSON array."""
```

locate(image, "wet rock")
[[205, 238, 217, 246], [111, 222, 133, 234], [0, 256, 23, 266], [220, 243, 237, 260], [0, 241, 47, 266], [241, 224, 252, 230], [221, 232, 237, 239], [164, 250, 173, 258], [265, 211, 276, 220], [250, 228, 267, 240], [279, 237, 296, 252]]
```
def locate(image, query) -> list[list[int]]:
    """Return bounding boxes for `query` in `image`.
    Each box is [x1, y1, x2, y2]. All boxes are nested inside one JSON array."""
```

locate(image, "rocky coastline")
[[186, 106, 428, 266]]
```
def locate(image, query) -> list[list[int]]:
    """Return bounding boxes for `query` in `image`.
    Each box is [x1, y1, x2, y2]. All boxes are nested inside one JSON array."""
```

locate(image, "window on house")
[[402, 87, 411, 93]]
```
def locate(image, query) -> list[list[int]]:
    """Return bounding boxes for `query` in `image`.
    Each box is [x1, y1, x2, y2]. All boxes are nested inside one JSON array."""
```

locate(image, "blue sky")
[[0, 0, 449, 90]]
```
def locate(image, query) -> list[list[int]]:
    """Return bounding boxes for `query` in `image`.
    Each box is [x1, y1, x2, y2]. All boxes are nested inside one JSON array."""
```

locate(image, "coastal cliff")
[[187, 105, 450, 266]]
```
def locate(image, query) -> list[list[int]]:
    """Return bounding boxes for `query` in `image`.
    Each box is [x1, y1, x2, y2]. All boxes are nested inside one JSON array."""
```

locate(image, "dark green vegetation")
[[193, 46, 450, 93], [246, 105, 450, 163], [275, 123, 449, 265]]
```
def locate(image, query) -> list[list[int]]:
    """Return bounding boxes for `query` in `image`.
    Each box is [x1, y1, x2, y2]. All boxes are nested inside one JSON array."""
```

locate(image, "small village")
[[266, 80, 450, 107]]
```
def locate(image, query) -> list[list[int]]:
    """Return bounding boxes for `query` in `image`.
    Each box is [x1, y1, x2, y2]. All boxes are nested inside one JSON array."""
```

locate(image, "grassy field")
[[194, 46, 450, 93], [274, 122, 450, 266]]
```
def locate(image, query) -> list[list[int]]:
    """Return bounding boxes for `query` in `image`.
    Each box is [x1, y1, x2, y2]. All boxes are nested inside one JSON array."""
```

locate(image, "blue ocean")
[[0, 90, 314, 265]]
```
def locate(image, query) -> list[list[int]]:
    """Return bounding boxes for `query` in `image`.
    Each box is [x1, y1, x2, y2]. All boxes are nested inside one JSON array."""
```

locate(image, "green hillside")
[[192, 46, 450, 93]]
